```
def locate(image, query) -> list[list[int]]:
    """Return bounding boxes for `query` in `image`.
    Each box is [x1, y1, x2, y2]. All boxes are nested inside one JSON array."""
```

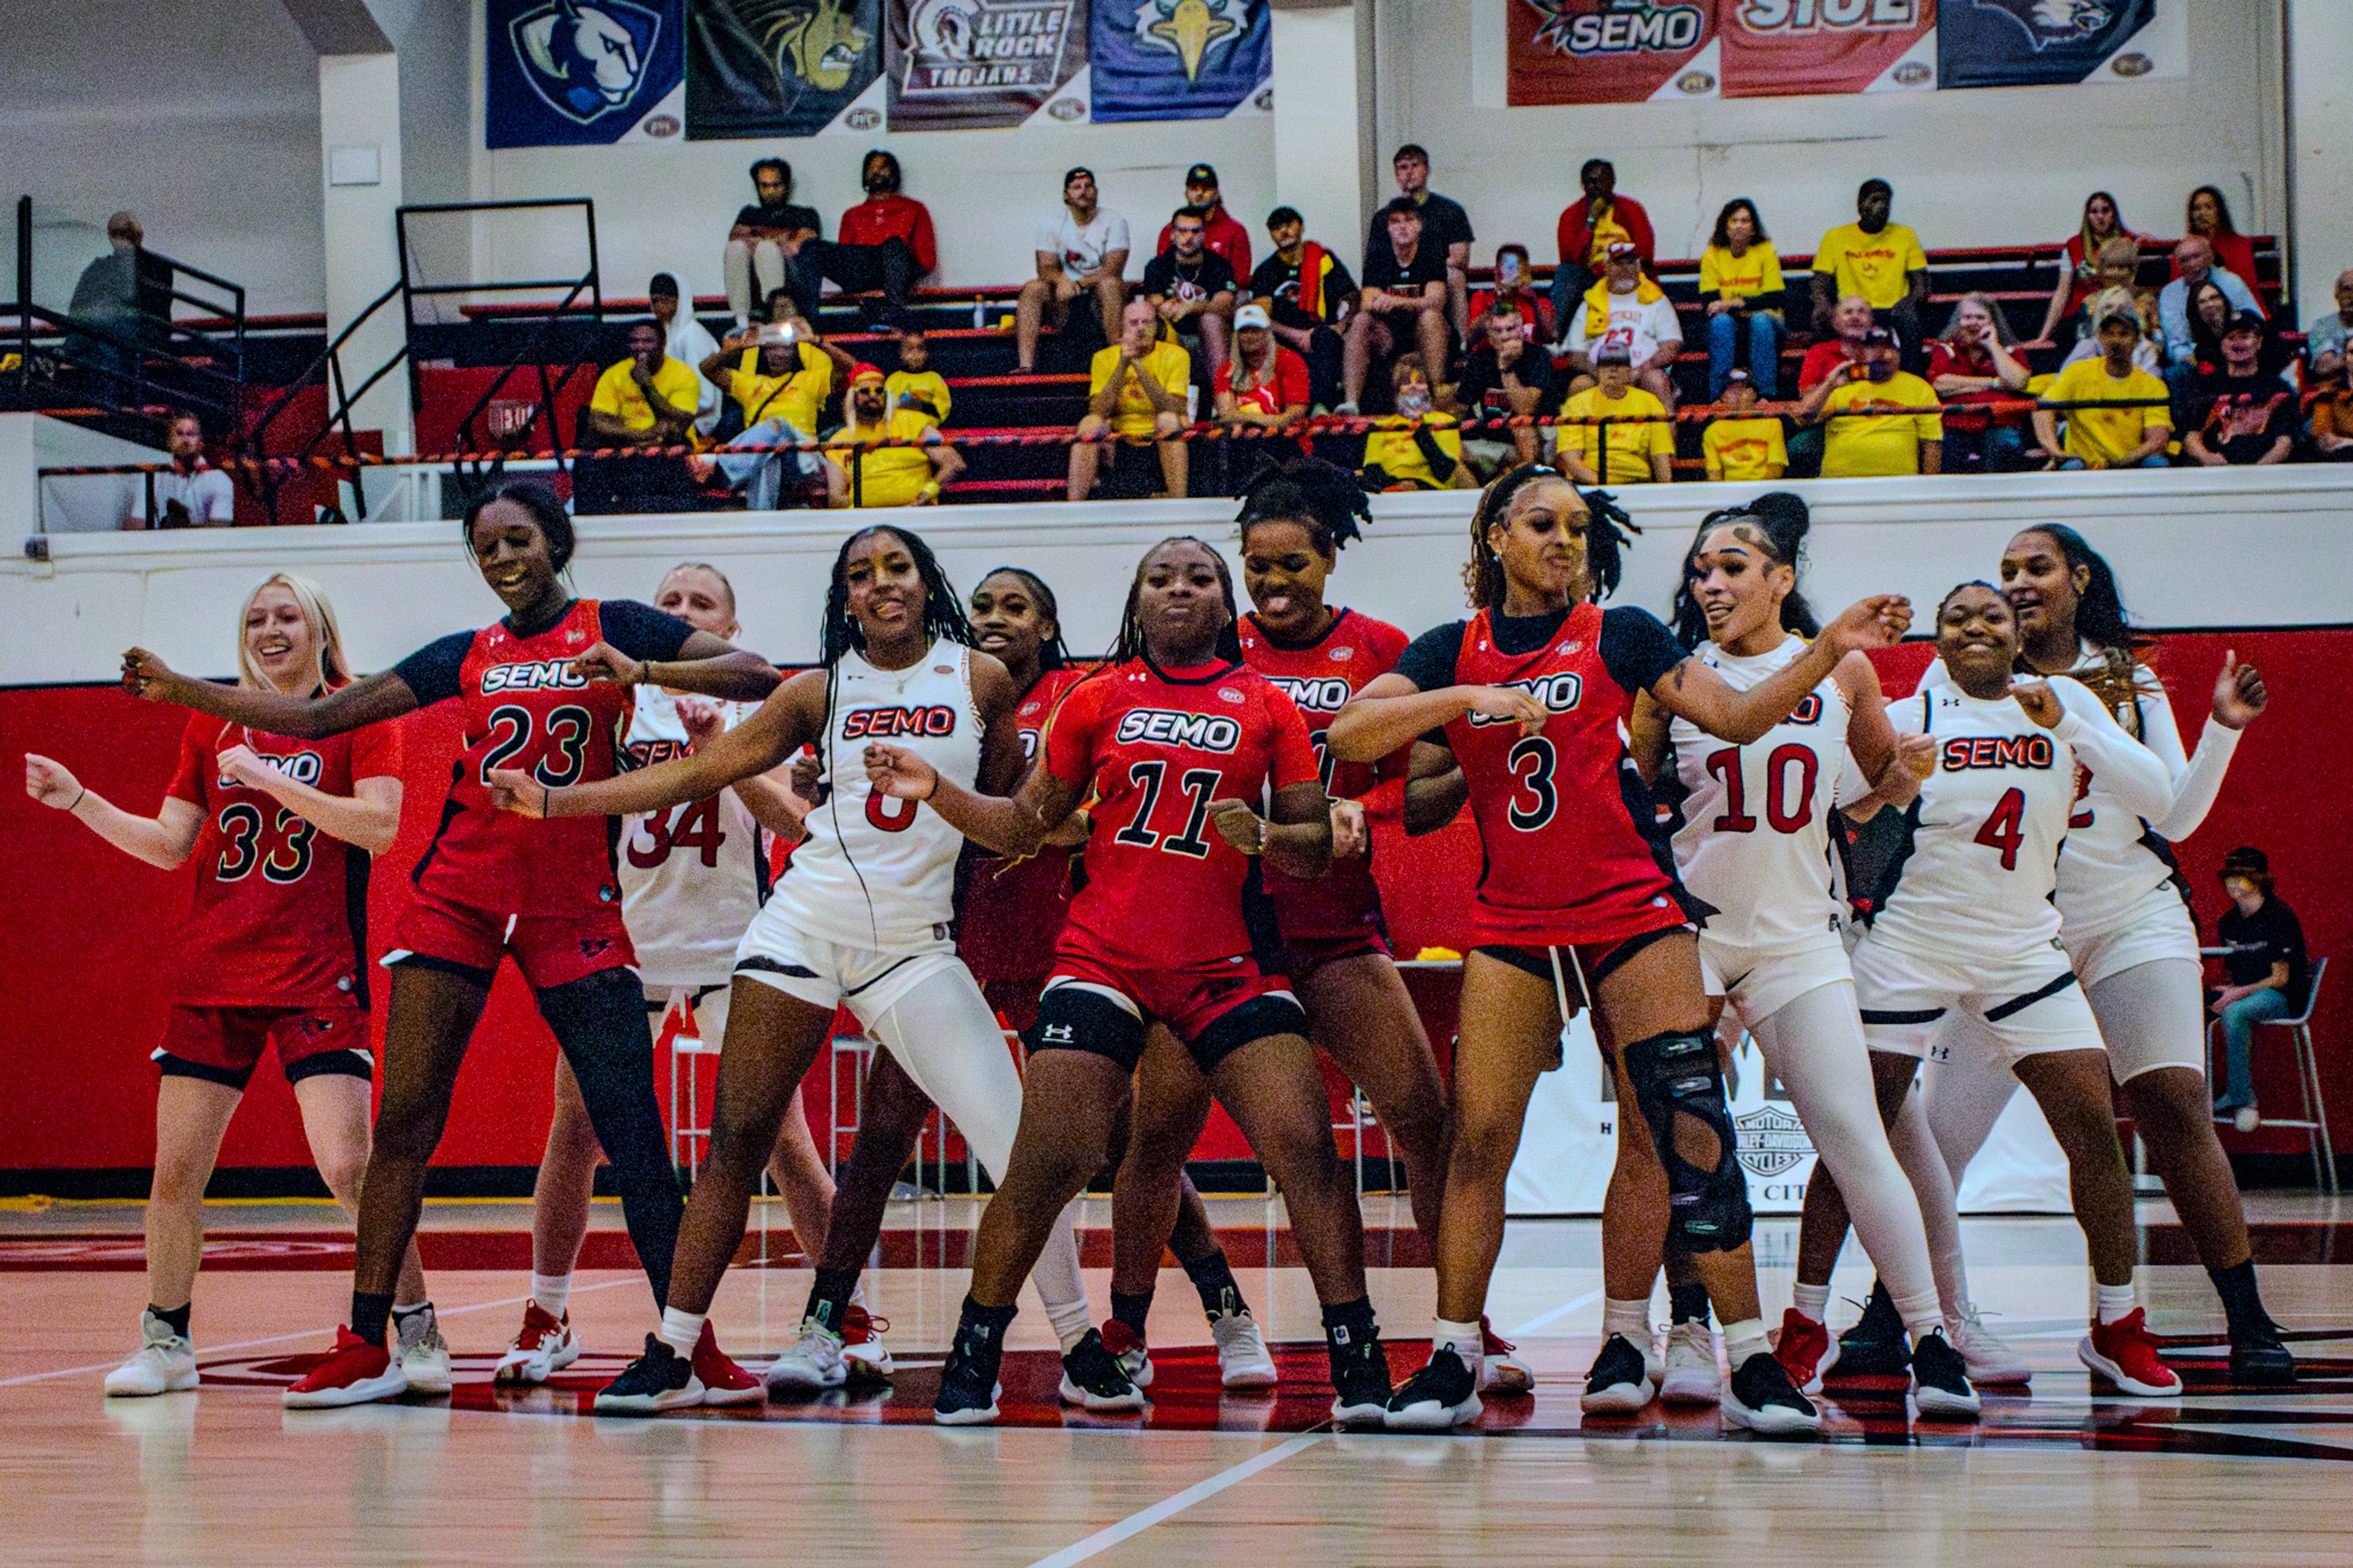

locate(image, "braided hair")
[[1463, 463, 1639, 610], [1108, 537, 1245, 666], [1668, 493, 1820, 650], [818, 525, 974, 666], [2010, 522, 2150, 723], [1235, 456, 1372, 558], [462, 481, 575, 573], [977, 564, 1074, 671]]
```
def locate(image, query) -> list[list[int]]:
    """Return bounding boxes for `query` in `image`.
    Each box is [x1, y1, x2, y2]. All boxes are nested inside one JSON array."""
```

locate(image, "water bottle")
[[972, 296, 987, 329]]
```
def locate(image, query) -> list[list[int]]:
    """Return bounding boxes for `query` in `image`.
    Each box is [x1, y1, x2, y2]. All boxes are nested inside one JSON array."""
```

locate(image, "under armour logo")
[[1040, 1023, 1075, 1043]]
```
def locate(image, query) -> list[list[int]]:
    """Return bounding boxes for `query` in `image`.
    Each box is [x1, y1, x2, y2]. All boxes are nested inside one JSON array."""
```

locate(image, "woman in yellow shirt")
[[1700, 200, 1784, 400]]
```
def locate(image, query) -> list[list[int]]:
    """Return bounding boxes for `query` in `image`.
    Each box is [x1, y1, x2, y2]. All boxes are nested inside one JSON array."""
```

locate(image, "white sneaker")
[[1211, 1309, 1279, 1390], [395, 1306, 452, 1396], [105, 1312, 199, 1398], [493, 1301, 579, 1386], [1658, 1321, 1722, 1407], [838, 1305, 896, 1380], [1947, 1303, 2033, 1387], [765, 1317, 849, 1392], [1477, 1318, 1535, 1395]]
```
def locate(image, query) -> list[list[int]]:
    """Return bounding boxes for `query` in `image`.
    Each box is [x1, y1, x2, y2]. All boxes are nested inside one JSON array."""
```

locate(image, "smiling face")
[[841, 529, 925, 650], [654, 565, 738, 638], [1998, 529, 2082, 645], [243, 583, 324, 695], [1688, 523, 1792, 651], [1240, 518, 1332, 642], [468, 498, 563, 614], [1834, 295, 1874, 342], [1487, 477, 1591, 609], [628, 322, 662, 365], [969, 570, 1055, 678], [1953, 298, 1993, 342], [1135, 540, 1233, 664], [1936, 583, 2020, 694], [2223, 324, 2262, 368]]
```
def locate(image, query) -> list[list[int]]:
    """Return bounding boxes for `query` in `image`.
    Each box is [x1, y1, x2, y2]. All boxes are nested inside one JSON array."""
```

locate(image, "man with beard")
[[829, 363, 961, 507]]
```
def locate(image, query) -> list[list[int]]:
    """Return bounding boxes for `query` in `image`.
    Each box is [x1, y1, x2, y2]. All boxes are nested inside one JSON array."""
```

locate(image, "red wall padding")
[[2, 628, 2344, 1175]]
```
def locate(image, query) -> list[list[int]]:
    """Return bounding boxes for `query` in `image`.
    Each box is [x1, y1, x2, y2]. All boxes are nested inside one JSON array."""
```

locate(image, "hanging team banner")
[[1088, 0, 1272, 123], [487, 0, 686, 146], [1507, 0, 1723, 105], [1718, 0, 1938, 98], [685, 0, 885, 138], [885, 0, 1089, 130], [1938, 0, 2177, 88]]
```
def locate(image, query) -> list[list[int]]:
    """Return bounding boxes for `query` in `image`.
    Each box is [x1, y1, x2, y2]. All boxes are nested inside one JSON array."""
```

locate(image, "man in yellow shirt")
[[1811, 179, 1928, 368], [1071, 295, 1192, 501], [2034, 306, 2173, 470], [1800, 327, 1943, 478], [1555, 349, 1673, 485], [885, 329, 951, 428], [830, 363, 963, 507], [578, 320, 703, 513], [703, 320, 841, 509], [1702, 369, 1788, 482]]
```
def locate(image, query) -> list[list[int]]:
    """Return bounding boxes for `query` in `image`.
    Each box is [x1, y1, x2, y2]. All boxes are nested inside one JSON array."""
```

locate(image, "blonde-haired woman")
[[24, 574, 434, 1398]]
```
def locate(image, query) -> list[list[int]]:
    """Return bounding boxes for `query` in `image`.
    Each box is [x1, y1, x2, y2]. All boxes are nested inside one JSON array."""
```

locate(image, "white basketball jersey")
[[1667, 635, 1851, 951], [767, 645, 982, 950], [617, 689, 768, 988]]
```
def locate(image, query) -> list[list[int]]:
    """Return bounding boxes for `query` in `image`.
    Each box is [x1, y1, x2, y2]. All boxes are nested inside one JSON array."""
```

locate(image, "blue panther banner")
[[1089, 0, 1272, 123], [487, 0, 687, 147], [1938, 0, 2165, 89]]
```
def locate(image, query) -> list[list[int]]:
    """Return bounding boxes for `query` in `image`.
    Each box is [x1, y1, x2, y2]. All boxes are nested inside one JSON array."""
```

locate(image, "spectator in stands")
[[2210, 846, 2309, 1132], [1702, 369, 1786, 482], [1359, 357, 1470, 491], [2036, 303, 2172, 471], [2036, 192, 2138, 349], [1564, 242, 1682, 409], [577, 321, 702, 512], [1143, 205, 1237, 382], [2064, 282, 2164, 381], [1928, 292, 2032, 471], [2158, 238, 2262, 369], [839, 150, 937, 282], [1250, 206, 1353, 412], [703, 317, 842, 509], [2303, 267, 2353, 379], [1556, 346, 1672, 486], [67, 210, 147, 391], [1158, 164, 1251, 280], [1214, 304, 1309, 436], [887, 330, 950, 426], [2064, 235, 2163, 358], [829, 363, 961, 507], [1017, 168, 1130, 376], [1811, 178, 1928, 368], [2305, 362, 2353, 460], [1368, 145, 1473, 338], [1070, 295, 1189, 502], [1549, 159, 1654, 345], [2158, 276, 2233, 403], [2180, 312, 2295, 467], [2180, 186, 2258, 294], [1341, 198, 1452, 415], [130, 409, 236, 529], [1699, 198, 1784, 398], [1800, 326, 1942, 479], [1457, 302, 1563, 466], [1785, 293, 1879, 477], [724, 159, 820, 327], [1468, 244, 1556, 347], [648, 273, 723, 438]]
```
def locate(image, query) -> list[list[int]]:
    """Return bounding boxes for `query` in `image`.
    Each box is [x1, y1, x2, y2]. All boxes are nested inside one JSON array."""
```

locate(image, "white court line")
[[1506, 1287, 1604, 1340], [0, 1275, 642, 1390], [1023, 1434, 1324, 1568]]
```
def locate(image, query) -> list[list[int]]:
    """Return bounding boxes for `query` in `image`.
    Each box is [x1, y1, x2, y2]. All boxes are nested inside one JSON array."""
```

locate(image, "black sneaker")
[[1058, 1329, 1146, 1412], [593, 1335, 705, 1415], [1832, 1279, 1912, 1379], [1328, 1325, 1393, 1425], [1722, 1351, 1822, 1436], [2229, 1320, 2298, 1387], [1909, 1328, 1982, 1419], [1579, 1333, 1655, 1415], [934, 1325, 1004, 1427], [1382, 1346, 1479, 1431]]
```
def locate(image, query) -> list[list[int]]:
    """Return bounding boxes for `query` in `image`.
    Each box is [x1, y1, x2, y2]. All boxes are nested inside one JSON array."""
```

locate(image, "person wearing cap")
[[2037, 301, 2172, 470], [1549, 159, 1655, 342], [1249, 206, 1354, 411], [1457, 301, 1564, 467], [1072, 295, 1191, 502], [1701, 369, 1787, 482], [1017, 167, 1131, 374], [2156, 237, 2262, 370], [1810, 179, 1929, 368], [1798, 325, 1942, 479], [1554, 347, 1673, 485], [1366, 145, 1474, 339], [1341, 197, 1452, 415], [1563, 241, 1682, 409], [828, 362, 961, 508], [2181, 311, 2295, 466], [1158, 164, 1251, 280], [1214, 303, 1309, 435], [1142, 205, 1238, 381], [2210, 847, 2309, 1132], [647, 272, 724, 437]]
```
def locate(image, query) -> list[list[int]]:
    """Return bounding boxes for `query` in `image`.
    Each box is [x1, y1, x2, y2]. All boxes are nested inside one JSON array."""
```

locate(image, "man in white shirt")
[[133, 411, 237, 528], [2156, 237, 2263, 368], [1015, 167, 1130, 374], [1564, 242, 1684, 407]]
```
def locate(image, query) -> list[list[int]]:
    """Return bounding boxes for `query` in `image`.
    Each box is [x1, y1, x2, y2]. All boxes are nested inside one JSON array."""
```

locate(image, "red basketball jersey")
[[1044, 657, 1320, 971], [957, 664, 1088, 985], [1237, 608, 1409, 946], [164, 706, 401, 1007]]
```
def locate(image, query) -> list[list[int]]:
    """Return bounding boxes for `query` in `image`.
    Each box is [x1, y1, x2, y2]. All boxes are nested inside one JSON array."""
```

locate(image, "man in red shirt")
[[1550, 160, 1656, 338], [838, 150, 938, 281], [1158, 163, 1251, 281], [1787, 293, 1878, 476]]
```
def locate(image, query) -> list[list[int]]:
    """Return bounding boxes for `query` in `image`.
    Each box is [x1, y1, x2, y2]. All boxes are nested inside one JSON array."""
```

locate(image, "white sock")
[[1432, 1316, 1484, 1369], [658, 1306, 705, 1358], [1604, 1297, 1651, 1343], [1043, 1292, 1094, 1356], [1891, 1286, 1945, 1339], [1723, 1319, 1769, 1368], [2095, 1281, 2137, 1327], [531, 1273, 572, 1319], [392, 1298, 430, 1318], [1791, 1282, 1831, 1324]]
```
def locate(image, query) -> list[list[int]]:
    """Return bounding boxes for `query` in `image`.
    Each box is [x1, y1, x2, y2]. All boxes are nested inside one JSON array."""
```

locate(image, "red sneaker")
[[1479, 1315, 1534, 1394], [693, 1321, 767, 1407], [2077, 1309, 2181, 1397], [839, 1303, 896, 1379], [284, 1326, 407, 1409], [1773, 1308, 1838, 1395], [493, 1301, 579, 1386], [1099, 1318, 1153, 1390]]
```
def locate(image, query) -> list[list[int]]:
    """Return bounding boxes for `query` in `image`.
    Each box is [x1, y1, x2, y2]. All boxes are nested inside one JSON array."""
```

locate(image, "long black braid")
[[977, 564, 1073, 671], [1235, 455, 1373, 557], [818, 524, 974, 665], [1668, 494, 1821, 650], [1463, 463, 1639, 609], [1108, 537, 1245, 667]]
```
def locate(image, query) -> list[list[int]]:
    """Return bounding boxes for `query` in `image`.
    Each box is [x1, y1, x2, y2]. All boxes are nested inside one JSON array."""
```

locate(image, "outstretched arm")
[[570, 629, 780, 703], [491, 673, 820, 820], [25, 754, 205, 869], [1649, 597, 1911, 744], [1327, 672, 1548, 763], [121, 651, 419, 740]]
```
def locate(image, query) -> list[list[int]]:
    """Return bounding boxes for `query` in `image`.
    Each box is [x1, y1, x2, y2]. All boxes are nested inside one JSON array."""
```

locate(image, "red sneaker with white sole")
[[1773, 1308, 1838, 1395], [1479, 1316, 1534, 1394], [2077, 1309, 2181, 1397], [493, 1301, 579, 1386], [693, 1321, 767, 1407], [839, 1304, 896, 1379], [1099, 1318, 1153, 1390], [284, 1327, 407, 1409]]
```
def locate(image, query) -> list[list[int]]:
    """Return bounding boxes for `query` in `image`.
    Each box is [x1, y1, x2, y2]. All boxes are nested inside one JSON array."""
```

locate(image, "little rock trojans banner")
[[487, 0, 686, 146], [1089, 0, 1273, 123], [886, 0, 1089, 129], [1507, 0, 1722, 105], [686, 0, 884, 138], [1939, 0, 2173, 88], [1718, 0, 1938, 97]]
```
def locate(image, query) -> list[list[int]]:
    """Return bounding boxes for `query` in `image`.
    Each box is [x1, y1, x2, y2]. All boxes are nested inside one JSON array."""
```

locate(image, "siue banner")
[[1718, 0, 1938, 98], [487, 0, 687, 147], [1088, 0, 1273, 123]]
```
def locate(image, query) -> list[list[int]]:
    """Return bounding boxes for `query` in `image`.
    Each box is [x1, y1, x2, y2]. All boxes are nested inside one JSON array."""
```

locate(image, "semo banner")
[[1507, 0, 1722, 105]]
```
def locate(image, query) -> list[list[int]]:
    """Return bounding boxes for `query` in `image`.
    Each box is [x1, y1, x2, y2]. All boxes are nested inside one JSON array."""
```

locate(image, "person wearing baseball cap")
[[1702, 366, 1789, 482], [2183, 308, 2295, 466], [2037, 289, 2172, 470], [1017, 168, 1130, 376], [830, 360, 962, 508], [1159, 162, 1251, 278], [1563, 238, 1683, 409], [2211, 846, 2309, 1132], [1555, 343, 1673, 485], [1800, 322, 1943, 478], [1215, 301, 1311, 436]]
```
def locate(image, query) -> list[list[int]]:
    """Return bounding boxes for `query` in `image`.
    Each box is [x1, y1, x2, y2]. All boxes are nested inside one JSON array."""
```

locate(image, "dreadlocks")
[[1235, 456, 1372, 558], [976, 564, 1073, 671], [1108, 537, 1245, 667], [1463, 463, 1639, 610], [819, 525, 974, 665]]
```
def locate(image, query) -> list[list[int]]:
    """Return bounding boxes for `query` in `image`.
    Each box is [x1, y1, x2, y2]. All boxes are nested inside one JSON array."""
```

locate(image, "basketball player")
[[862, 537, 1398, 1426], [120, 483, 779, 1406], [1326, 463, 1909, 1434], [491, 526, 1131, 1415], [29, 575, 435, 1397]]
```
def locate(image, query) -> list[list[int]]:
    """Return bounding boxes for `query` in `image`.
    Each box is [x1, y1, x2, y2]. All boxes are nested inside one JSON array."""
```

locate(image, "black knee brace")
[[1620, 1028, 1752, 1253]]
